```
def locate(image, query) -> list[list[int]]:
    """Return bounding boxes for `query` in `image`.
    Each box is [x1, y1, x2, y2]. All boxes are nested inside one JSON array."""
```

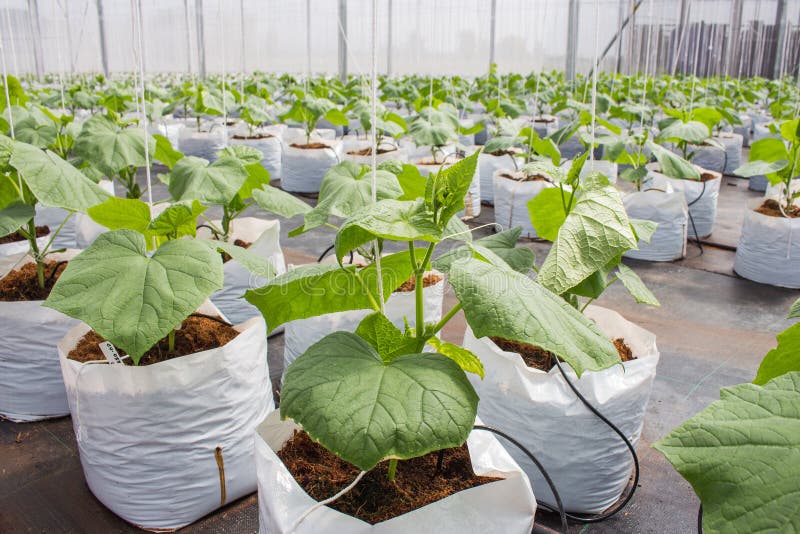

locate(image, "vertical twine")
[[132, 0, 153, 209], [371, 0, 383, 313]]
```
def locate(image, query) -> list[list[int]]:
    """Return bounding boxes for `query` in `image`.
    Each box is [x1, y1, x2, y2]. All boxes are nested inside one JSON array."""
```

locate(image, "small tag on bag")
[[98, 342, 124, 364]]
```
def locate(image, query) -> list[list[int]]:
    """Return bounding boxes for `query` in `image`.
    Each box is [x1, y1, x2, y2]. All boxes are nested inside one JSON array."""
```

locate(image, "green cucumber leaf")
[[616, 263, 659, 306], [167, 156, 249, 205], [754, 323, 800, 385]]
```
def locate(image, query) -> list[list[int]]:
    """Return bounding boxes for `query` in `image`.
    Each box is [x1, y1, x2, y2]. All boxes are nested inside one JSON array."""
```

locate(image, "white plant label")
[[99, 342, 124, 364]]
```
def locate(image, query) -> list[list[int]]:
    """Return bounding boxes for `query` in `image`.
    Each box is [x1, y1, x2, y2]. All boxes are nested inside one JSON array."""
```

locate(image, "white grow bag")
[[35, 206, 73, 249], [342, 141, 409, 165], [463, 305, 659, 514], [749, 174, 770, 192], [645, 164, 720, 239], [674, 143, 726, 174], [75, 180, 116, 249], [623, 189, 688, 262], [200, 217, 287, 326], [283, 275, 444, 371], [178, 125, 228, 160], [493, 170, 554, 238], [58, 301, 273, 531], [734, 198, 800, 288], [148, 119, 185, 150], [230, 124, 287, 180], [281, 137, 343, 193], [0, 232, 49, 257], [478, 150, 519, 204], [416, 158, 480, 219], [283, 127, 336, 141], [716, 133, 743, 175], [0, 251, 79, 422], [255, 410, 537, 534]]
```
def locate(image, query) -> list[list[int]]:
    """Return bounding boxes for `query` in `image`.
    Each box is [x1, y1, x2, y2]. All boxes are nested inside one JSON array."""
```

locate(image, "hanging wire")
[[131, 0, 154, 209], [370, 0, 384, 313], [52, 0, 67, 113], [2, 0, 17, 76], [589, 0, 601, 163], [218, 0, 229, 144]]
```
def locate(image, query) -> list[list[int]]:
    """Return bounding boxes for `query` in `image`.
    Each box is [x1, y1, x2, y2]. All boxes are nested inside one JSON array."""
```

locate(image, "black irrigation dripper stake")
[[533, 358, 641, 525], [46, 261, 69, 286], [472, 424, 568, 534]]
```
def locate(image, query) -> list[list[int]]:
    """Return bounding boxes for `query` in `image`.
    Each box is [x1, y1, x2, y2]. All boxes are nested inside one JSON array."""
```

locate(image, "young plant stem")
[[168, 329, 176, 352], [26, 219, 45, 289], [387, 458, 398, 482]]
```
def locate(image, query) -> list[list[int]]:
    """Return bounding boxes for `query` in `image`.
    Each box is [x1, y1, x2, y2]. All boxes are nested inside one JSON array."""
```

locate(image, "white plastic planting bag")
[[478, 150, 518, 204], [34, 205, 73, 249], [580, 159, 618, 184], [200, 217, 287, 325], [0, 251, 79, 422], [749, 174, 769, 192], [283, 127, 336, 141], [283, 276, 444, 371], [752, 122, 778, 143], [716, 133, 743, 175], [0, 232, 49, 257], [149, 119, 185, 149], [74, 180, 116, 249], [645, 165, 721, 238], [58, 301, 273, 531], [399, 141, 456, 162], [254, 410, 537, 534], [764, 179, 800, 201], [734, 198, 800, 288], [230, 124, 286, 179], [281, 136, 344, 193], [342, 140, 409, 165], [463, 305, 659, 514], [675, 144, 725, 174], [416, 160, 480, 219], [178, 124, 228, 160], [493, 171, 554, 238], [623, 189, 688, 261]]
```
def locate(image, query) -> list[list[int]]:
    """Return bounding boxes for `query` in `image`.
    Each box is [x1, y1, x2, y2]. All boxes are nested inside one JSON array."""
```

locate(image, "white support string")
[[219, 0, 228, 144], [289, 470, 366, 532], [0, 9, 14, 140], [589, 0, 600, 163], [370, 0, 383, 314], [132, 0, 153, 209], [52, 1, 67, 113], [3, 0, 17, 76]]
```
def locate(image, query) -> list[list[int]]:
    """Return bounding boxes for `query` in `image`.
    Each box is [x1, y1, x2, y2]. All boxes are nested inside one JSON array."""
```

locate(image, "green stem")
[[427, 302, 463, 341], [26, 219, 46, 289], [354, 270, 381, 312], [168, 330, 176, 352], [387, 459, 398, 482]]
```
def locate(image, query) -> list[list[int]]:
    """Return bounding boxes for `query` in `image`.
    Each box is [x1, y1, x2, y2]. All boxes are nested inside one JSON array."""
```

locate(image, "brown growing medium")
[[490, 336, 635, 371], [277, 431, 501, 524], [232, 133, 274, 140], [395, 273, 443, 292], [221, 239, 252, 263], [290, 142, 330, 150], [499, 172, 548, 182], [67, 315, 239, 366], [699, 171, 720, 182], [347, 146, 397, 156], [0, 260, 67, 301], [0, 225, 49, 245], [755, 198, 800, 218], [487, 149, 517, 157]]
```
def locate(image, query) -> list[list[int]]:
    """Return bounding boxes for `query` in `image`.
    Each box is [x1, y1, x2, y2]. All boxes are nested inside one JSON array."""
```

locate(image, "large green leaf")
[[433, 227, 535, 274], [73, 114, 152, 176], [252, 185, 312, 218], [10, 141, 111, 211], [527, 187, 566, 241], [659, 120, 710, 144], [15, 109, 57, 149], [448, 257, 620, 376], [537, 181, 638, 295], [281, 332, 478, 471], [167, 156, 249, 205], [44, 229, 224, 362], [654, 372, 800, 534], [245, 249, 419, 333], [148, 200, 206, 239], [318, 161, 402, 218], [334, 199, 441, 263], [88, 197, 152, 235], [395, 163, 429, 201], [754, 323, 800, 385], [649, 142, 702, 180], [616, 263, 659, 306], [0, 202, 33, 237], [152, 133, 184, 169]]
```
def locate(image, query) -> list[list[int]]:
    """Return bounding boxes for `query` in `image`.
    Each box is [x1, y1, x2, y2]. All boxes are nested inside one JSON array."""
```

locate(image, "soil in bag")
[[348, 147, 397, 156], [290, 142, 330, 150], [0, 259, 67, 301], [395, 273, 442, 292], [220, 239, 252, 263], [699, 171, 719, 182], [499, 172, 548, 182], [278, 430, 500, 524], [232, 133, 274, 140], [68, 315, 240, 366], [490, 336, 634, 372], [755, 199, 800, 218], [0, 225, 50, 245]]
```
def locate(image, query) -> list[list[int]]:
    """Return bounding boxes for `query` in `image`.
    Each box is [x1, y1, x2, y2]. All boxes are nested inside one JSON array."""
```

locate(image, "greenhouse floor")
[[1, 174, 797, 534]]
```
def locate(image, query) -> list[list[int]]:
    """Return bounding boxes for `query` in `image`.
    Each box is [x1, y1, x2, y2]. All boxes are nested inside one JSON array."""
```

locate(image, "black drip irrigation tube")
[[644, 184, 707, 255], [317, 244, 354, 264], [531, 358, 641, 525]]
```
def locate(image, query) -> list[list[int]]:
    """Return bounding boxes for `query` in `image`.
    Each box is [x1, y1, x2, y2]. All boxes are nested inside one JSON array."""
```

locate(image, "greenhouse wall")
[[1, 0, 799, 78]]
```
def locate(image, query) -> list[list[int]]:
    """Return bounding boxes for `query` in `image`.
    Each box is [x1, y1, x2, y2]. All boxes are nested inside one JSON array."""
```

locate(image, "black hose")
[[472, 424, 568, 534], [534, 358, 641, 524], [317, 244, 354, 265], [46, 261, 69, 286], [686, 180, 708, 254], [697, 504, 703, 534]]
